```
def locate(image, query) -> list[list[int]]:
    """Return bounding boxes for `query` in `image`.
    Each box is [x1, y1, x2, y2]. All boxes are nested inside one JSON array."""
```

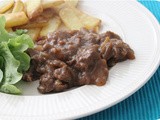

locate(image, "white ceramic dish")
[[0, 1, 160, 120]]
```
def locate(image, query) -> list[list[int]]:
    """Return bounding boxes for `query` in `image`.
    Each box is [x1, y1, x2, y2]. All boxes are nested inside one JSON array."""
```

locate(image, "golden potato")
[[12, 0, 24, 13], [26, 0, 43, 19], [6, 28, 13, 32], [54, 0, 78, 13], [0, 12, 29, 28], [23, 1, 27, 14], [4, 6, 14, 14], [15, 15, 49, 29], [64, 0, 78, 7], [59, 5, 101, 31], [0, 0, 14, 14], [17, 22, 48, 29], [40, 16, 61, 37], [59, 7, 83, 30], [42, 0, 64, 9], [41, 8, 56, 19], [94, 26, 100, 32], [72, 7, 101, 30], [58, 23, 69, 31], [27, 28, 41, 41]]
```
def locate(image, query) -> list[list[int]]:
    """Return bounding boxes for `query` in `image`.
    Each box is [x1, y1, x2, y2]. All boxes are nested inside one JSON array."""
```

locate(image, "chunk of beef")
[[23, 28, 135, 94]]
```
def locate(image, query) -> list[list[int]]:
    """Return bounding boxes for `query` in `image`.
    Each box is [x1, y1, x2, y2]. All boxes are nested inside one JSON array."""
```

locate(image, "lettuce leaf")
[[0, 17, 15, 42], [15, 29, 28, 35], [0, 42, 22, 85], [8, 34, 34, 72], [0, 56, 4, 83], [0, 16, 34, 94], [8, 34, 34, 51], [0, 17, 10, 41], [12, 52, 30, 73], [0, 56, 4, 69], [0, 70, 3, 83], [0, 84, 21, 94]]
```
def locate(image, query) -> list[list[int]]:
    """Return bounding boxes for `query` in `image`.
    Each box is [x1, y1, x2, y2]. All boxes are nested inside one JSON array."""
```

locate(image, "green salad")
[[0, 16, 34, 95]]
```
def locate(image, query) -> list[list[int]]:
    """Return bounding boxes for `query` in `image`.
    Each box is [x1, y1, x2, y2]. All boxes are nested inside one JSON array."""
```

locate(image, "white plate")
[[1, 1, 160, 120]]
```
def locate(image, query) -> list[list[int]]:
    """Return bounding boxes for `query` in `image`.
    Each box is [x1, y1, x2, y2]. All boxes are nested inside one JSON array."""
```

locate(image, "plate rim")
[[1, 1, 160, 120], [65, 1, 160, 119], [70, 1, 160, 119]]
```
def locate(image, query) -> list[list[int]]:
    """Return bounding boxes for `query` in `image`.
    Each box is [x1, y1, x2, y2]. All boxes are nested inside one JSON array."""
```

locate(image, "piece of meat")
[[101, 38, 135, 67], [77, 59, 108, 86], [74, 45, 100, 71], [74, 45, 108, 86], [23, 28, 135, 94]]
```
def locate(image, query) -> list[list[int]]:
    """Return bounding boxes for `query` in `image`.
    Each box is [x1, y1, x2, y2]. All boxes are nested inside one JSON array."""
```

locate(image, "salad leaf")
[[0, 42, 22, 85], [12, 52, 30, 72], [8, 34, 34, 72], [0, 56, 4, 83], [0, 16, 34, 94], [0, 56, 4, 69], [0, 84, 21, 95], [15, 29, 28, 35], [0, 70, 3, 83], [0, 17, 14, 42], [8, 34, 34, 52], [0, 17, 10, 41]]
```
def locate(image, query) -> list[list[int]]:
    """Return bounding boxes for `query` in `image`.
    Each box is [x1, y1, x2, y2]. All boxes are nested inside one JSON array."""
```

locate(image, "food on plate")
[[42, 0, 64, 9], [54, 0, 78, 13], [0, 0, 14, 14], [59, 6, 101, 31], [58, 23, 69, 31], [15, 16, 48, 29], [12, 0, 24, 13], [72, 7, 101, 30], [64, 0, 79, 7], [0, 0, 135, 95], [0, 0, 100, 40], [27, 28, 41, 41], [40, 8, 56, 19], [4, 6, 14, 14], [40, 16, 61, 37], [59, 7, 83, 30], [23, 28, 135, 94], [0, 17, 34, 94], [6, 28, 13, 32], [26, 0, 43, 19], [0, 12, 28, 28]]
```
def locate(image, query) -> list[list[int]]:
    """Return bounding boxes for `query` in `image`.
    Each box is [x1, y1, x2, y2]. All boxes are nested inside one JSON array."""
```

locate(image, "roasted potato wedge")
[[0, 0, 14, 14], [6, 28, 13, 32], [0, 12, 29, 28], [59, 7, 83, 30], [4, 6, 14, 14], [64, 0, 78, 7], [94, 26, 100, 33], [54, 4, 65, 13], [42, 0, 64, 9], [41, 8, 56, 19], [58, 23, 69, 31], [59, 6, 101, 30], [40, 16, 61, 37], [15, 16, 48, 29], [54, 0, 78, 13], [23, 2, 27, 14], [15, 20, 48, 29], [27, 28, 41, 41], [72, 7, 101, 30], [26, 0, 43, 19], [12, 0, 24, 13]]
